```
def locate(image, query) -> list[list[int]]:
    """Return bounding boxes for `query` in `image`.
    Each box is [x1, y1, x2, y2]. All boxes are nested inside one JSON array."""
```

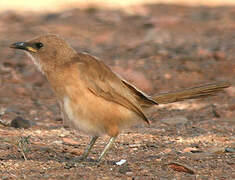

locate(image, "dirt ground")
[[0, 3, 234, 179]]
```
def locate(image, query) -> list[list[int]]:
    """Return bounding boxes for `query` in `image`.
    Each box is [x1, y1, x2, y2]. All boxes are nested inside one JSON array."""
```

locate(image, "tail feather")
[[152, 81, 230, 104]]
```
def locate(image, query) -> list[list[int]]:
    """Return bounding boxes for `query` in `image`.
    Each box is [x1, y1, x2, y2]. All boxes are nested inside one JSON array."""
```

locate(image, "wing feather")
[[73, 53, 150, 124]]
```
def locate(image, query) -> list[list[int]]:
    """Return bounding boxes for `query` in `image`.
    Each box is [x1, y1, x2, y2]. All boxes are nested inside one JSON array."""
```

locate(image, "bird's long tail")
[[152, 81, 230, 104]]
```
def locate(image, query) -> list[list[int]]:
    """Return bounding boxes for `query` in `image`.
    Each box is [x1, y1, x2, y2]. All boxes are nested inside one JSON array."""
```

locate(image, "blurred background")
[[1, 0, 235, 11], [0, 0, 234, 179]]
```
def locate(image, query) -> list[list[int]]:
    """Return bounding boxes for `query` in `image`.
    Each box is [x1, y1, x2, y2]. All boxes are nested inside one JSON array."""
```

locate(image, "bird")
[[10, 34, 230, 162]]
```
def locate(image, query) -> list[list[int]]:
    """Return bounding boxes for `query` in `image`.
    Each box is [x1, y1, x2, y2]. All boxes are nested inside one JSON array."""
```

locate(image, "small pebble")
[[10, 116, 34, 129], [209, 147, 225, 154], [52, 140, 63, 145], [225, 147, 235, 153], [126, 172, 134, 176], [161, 116, 188, 125], [116, 159, 126, 166]]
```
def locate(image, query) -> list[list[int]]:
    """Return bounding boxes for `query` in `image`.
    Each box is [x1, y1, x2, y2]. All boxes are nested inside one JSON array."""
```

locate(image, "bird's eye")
[[35, 42, 43, 49]]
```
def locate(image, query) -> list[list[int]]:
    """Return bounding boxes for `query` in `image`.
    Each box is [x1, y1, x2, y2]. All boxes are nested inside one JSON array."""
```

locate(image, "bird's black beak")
[[10, 42, 28, 50], [10, 42, 38, 53]]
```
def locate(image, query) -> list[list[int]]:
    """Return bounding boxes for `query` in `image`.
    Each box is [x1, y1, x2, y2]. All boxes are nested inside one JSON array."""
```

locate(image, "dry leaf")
[[167, 162, 195, 174]]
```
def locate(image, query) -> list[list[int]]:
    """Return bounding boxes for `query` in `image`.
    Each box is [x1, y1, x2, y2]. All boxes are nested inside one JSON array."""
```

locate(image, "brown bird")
[[10, 34, 230, 162]]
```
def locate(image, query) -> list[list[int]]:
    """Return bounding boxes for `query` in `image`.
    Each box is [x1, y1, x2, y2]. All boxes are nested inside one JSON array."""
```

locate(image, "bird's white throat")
[[26, 52, 44, 74]]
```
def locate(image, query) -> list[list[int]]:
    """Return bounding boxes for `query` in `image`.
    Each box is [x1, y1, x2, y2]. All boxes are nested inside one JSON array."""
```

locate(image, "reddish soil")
[[0, 4, 234, 179]]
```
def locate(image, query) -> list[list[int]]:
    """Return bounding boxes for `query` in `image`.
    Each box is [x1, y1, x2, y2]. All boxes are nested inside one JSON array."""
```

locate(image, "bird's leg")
[[82, 136, 99, 159], [59, 101, 69, 128], [98, 136, 116, 162]]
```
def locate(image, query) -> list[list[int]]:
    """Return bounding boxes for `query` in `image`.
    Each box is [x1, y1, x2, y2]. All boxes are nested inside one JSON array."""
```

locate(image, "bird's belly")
[[63, 93, 141, 137], [63, 96, 102, 136]]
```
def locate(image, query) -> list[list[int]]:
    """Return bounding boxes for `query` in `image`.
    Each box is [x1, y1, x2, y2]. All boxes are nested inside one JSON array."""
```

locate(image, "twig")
[[17, 136, 31, 161]]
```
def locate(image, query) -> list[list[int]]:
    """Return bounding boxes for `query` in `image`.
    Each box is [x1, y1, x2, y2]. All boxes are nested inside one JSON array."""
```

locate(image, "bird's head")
[[10, 34, 76, 73]]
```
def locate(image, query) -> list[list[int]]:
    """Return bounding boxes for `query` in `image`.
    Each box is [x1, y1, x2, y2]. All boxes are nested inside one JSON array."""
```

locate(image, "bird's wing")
[[72, 53, 152, 124], [120, 78, 158, 107]]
